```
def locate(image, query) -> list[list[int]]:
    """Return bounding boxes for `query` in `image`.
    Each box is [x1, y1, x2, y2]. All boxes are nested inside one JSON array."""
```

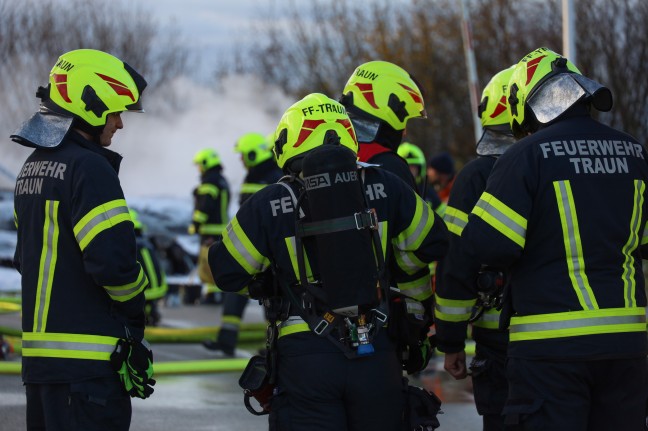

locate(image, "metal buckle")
[[371, 308, 388, 324], [313, 319, 329, 335], [354, 209, 378, 230]]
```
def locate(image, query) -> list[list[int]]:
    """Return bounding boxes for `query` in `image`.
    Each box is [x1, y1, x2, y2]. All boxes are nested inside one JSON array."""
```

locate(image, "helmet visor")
[[348, 112, 380, 143], [527, 73, 586, 124], [476, 127, 516, 157]]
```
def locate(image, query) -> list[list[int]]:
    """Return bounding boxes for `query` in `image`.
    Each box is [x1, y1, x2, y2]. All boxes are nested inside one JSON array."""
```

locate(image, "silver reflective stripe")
[[435, 304, 473, 316], [277, 182, 305, 218], [35, 201, 58, 332], [22, 340, 116, 353], [397, 200, 431, 249], [226, 224, 265, 272], [279, 316, 306, 328], [474, 199, 526, 241], [555, 181, 596, 310], [75, 206, 129, 245], [510, 314, 645, 334], [105, 272, 147, 298]]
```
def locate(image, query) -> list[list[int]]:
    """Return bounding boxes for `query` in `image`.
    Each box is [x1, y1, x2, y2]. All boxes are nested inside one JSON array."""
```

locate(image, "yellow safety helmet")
[[129, 209, 144, 232], [234, 133, 274, 168], [193, 148, 221, 171], [40, 49, 146, 128], [507, 47, 612, 139], [340, 60, 426, 131], [272, 93, 358, 170], [478, 65, 515, 128], [397, 141, 426, 184]]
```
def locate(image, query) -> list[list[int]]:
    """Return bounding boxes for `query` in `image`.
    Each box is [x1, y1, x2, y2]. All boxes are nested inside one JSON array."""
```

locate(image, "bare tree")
[[236, 0, 647, 164], [0, 0, 189, 142]]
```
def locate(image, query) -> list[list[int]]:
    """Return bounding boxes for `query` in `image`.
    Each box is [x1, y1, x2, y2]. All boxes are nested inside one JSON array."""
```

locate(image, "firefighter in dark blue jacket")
[[209, 93, 447, 431], [189, 148, 230, 299], [435, 65, 515, 431], [130, 209, 168, 326], [11, 49, 151, 430], [462, 47, 648, 430], [203, 133, 282, 355]]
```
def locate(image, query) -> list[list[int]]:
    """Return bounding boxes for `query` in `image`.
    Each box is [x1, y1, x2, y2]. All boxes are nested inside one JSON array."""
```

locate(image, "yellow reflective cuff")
[[472, 192, 527, 247], [74, 199, 131, 251], [278, 317, 310, 338], [397, 273, 433, 301], [434, 296, 476, 322], [394, 249, 427, 275], [222, 217, 269, 275], [197, 184, 219, 198], [444, 206, 468, 237], [104, 267, 148, 302], [509, 307, 646, 341]]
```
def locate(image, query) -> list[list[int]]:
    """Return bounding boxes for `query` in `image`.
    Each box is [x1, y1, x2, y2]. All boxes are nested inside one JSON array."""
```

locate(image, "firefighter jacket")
[[435, 156, 508, 354], [462, 109, 648, 360], [191, 166, 230, 242], [358, 144, 434, 302], [13, 131, 148, 383], [136, 233, 168, 302], [239, 158, 282, 205], [358, 142, 418, 190], [208, 166, 448, 337]]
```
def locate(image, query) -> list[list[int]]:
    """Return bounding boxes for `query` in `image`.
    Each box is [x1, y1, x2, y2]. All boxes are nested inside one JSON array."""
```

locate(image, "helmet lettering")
[[54, 59, 74, 72], [356, 68, 378, 81], [301, 103, 346, 116]]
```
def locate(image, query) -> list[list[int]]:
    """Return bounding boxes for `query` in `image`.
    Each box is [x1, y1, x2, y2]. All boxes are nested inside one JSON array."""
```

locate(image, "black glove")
[[111, 338, 156, 399]]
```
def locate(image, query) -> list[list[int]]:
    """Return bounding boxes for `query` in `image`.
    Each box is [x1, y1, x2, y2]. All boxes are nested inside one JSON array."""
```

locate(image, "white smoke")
[[101, 74, 293, 203]]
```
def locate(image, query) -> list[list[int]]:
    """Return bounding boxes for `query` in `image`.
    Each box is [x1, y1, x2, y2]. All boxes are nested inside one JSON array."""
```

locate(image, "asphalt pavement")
[[0, 297, 482, 430]]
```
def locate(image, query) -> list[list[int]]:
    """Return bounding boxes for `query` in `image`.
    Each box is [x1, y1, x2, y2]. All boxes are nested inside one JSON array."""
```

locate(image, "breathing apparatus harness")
[[276, 161, 391, 359]]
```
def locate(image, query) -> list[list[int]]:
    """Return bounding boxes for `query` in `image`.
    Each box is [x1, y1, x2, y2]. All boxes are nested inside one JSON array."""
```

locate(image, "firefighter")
[[434, 65, 516, 431], [189, 148, 230, 303], [11, 49, 152, 430], [462, 47, 648, 430], [208, 93, 448, 430], [130, 209, 168, 326], [339, 60, 426, 189], [203, 133, 282, 356], [397, 141, 443, 212], [427, 151, 456, 208], [340, 61, 435, 313]]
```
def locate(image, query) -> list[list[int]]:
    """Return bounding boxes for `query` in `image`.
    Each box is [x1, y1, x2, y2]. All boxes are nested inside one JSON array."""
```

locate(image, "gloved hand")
[[111, 338, 156, 399]]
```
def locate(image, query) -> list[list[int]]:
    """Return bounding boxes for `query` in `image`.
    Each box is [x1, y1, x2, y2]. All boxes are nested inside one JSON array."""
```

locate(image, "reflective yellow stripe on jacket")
[[74, 199, 131, 251], [103, 266, 148, 302], [22, 332, 119, 360], [472, 192, 527, 248], [444, 206, 468, 237], [34, 200, 60, 332], [141, 248, 168, 301], [222, 216, 270, 275], [509, 307, 646, 341], [394, 197, 435, 250]]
